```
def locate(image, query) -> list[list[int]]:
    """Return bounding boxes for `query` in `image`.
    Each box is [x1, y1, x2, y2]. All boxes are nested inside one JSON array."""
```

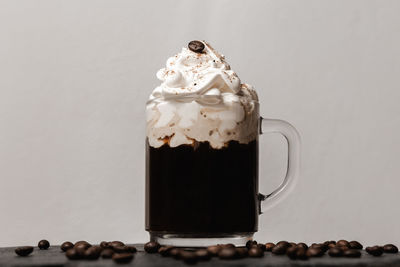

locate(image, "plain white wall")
[[1, 0, 399, 246]]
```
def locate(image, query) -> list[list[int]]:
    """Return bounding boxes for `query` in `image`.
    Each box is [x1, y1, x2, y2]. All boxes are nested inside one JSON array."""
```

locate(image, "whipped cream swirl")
[[147, 41, 259, 149]]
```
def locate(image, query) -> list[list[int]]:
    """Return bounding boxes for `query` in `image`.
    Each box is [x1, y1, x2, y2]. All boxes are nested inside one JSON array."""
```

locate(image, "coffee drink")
[[145, 40, 300, 246]]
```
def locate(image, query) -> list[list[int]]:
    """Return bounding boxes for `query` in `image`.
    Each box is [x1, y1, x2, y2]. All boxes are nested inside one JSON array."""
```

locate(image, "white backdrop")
[[1, 0, 400, 246]]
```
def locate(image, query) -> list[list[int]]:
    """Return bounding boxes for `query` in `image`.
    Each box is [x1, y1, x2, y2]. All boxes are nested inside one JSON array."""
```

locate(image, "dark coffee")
[[145, 139, 259, 235]]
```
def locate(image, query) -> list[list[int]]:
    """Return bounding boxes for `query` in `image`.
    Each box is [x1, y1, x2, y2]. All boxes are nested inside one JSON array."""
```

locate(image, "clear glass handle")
[[259, 117, 301, 212]]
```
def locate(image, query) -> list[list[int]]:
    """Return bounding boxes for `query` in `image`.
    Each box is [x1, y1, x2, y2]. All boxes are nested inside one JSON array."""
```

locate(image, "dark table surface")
[[1, 244, 400, 267]]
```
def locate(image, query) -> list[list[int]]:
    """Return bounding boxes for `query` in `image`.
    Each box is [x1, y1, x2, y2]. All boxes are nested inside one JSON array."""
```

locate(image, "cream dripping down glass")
[[146, 41, 300, 247]]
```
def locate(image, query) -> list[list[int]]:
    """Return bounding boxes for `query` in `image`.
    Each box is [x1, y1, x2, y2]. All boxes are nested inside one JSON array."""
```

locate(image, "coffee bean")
[[366, 246, 383, 256], [74, 241, 91, 247], [383, 244, 398, 253], [328, 243, 337, 249], [324, 240, 336, 246], [265, 242, 275, 251], [188, 40, 205, 53], [126, 246, 137, 253], [297, 243, 308, 250], [100, 241, 109, 248], [66, 249, 80, 260], [289, 242, 297, 247], [75, 243, 90, 257], [349, 241, 363, 249], [38, 240, 50, 250], [180, 251, 197, 264], [339, 245, 350, 251], [344, 249, 361, 258], [144, 241, 160, 253], [195, 249, 211, 260], [169, 248, 182, 259], [248, 247, 264, 257], [15, 246, 34, 256], [286, 246, 298, 259], [246, 240, 257, 249], [158, 246, 173, 256], [112, 253, 134, 264], [109, 241, 125, 249], [84, 246, 101, 260], [337, 240, 350, 247], [296, 248, 309, 260], [220, 243, 236, 249], [311, 243, 328, 252], [101, 248, 114, 258], [328, 247, 343, 257], [236, 247, 248, 258], [306, 247, 324, 257], [61, 241, 74, 252], [206, 245, 221, 256], [218, 247, 237, 259], [276, 241, 290, 247], [113, 246, 130, 253], [272, 242, 290, 255]]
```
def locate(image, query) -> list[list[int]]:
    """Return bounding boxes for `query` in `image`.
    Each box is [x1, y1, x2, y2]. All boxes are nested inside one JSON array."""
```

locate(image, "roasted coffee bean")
[[180, 251, 197, 264], [272, 242, 290, 255], [328, 243, 337, 249], [169, 248, 182, 259], [206, 245, 221, 256], [328, 247, 343, 257], [61, 241, 74, 252], [74, 241, 91, 247], [286, 246, 298, 260], [297, 243, 308, 250], [276, 241, 290, 247], [75, 243, 90, 257], [366, 246, 383, 256], [112, 253, 134, 264], [126, 246, 137, 253], [289, 242, 297, 247], [158, 246, 173, 256], [246, 240, 257, 249], [344, 249, 361, 258], [253, 244, 267, 252], [383, 244, 398, 253], [144, 241, 160, 253], [265, 242, 275, 251], [188, 40, 205, 53], [66, 249, 80, 260], [220, 243, 236, 249], [100, 241, 109, 248], [311, 243, 328, 252], [195, 249, 211, 260], [349, 241, 363, 249], [248, 246, 263, 257], [337, 240, 350, 247], [236, 247, 248, 258], [101, 248, 114, 258], [15, 246, 34, 256], [109, 241, 125, 249], [339, 245, 350, 251], [324, 240, 336, 246], [218, 247, 237, 259], [84, 246, 101, 260], [306, 247, 324, 257], [38, 239, 50, 250], [296, 248, 308, 260], [113, 245, 129, 253]]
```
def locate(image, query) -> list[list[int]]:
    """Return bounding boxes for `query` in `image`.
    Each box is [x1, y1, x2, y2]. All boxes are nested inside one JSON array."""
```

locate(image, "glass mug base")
[[149, 232, 254, 247]]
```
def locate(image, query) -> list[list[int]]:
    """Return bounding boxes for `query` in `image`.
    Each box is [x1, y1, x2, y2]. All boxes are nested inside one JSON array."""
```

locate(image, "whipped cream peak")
[[149, 41, 241, 104], [147, 41, 259, 149]]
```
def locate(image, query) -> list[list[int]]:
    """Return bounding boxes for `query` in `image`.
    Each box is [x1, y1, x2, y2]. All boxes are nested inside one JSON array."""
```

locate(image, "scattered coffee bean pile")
[[13, 239, 398, 264], [143, 240, 398, 263], [63, 240, 136, 263]]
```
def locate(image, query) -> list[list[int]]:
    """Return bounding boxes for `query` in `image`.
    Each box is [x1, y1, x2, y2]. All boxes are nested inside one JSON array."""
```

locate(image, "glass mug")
[[145, 101, 300, 247]]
